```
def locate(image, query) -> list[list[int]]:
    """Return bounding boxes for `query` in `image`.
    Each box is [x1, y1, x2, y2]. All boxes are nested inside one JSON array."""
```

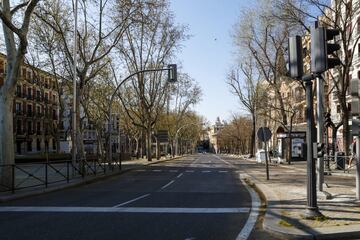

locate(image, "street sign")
[[257, 127, 272, 142], [156, 130, 169, 143]]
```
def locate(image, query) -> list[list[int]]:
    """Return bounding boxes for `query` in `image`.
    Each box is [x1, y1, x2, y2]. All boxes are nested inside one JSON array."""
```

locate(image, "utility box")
[[256, 150, 266, 163]]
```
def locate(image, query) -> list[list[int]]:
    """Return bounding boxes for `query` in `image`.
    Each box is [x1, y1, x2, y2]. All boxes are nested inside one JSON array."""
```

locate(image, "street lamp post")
[[107, 65, 177, 164], [72, 0, 78, 165]]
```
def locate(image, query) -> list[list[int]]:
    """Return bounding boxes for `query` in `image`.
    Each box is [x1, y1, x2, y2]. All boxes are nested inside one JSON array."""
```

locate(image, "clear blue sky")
[[170, 0, 250, 124]]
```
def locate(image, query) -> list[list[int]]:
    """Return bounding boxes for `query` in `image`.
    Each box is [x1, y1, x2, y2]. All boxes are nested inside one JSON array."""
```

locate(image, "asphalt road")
[[0, 154, 266, 240]]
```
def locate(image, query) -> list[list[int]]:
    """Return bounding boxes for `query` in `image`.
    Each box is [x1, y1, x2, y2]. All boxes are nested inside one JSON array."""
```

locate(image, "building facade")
[[0, 53, 59, 155]]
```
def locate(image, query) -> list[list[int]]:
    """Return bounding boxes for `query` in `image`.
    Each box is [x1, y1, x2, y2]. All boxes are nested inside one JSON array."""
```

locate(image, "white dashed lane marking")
[[0, 206, 250, 214]]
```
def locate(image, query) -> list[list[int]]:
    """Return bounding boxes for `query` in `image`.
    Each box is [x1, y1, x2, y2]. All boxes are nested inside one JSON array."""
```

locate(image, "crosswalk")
[[135, 169, 230, 174]]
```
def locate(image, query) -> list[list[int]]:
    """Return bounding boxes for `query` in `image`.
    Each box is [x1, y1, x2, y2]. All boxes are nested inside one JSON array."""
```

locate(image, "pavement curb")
[[0, 155, 185, 203], [243, 170, 360, 240]]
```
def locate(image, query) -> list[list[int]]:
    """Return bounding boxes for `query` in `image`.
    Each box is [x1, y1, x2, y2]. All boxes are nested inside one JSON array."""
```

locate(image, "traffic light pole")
[[305, 79, 322, 218], [316, 76, 324, 191], [356, 136, 360, 200]]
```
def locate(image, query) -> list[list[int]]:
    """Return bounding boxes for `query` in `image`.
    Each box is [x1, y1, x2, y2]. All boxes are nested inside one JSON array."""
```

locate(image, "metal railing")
[[0, 159, 122, 193]]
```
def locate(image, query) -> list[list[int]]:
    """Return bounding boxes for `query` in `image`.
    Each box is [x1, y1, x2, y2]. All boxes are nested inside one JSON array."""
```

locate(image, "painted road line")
[[160, 180, 175, 190], [135, 169, 146, 172], [185, 170, 194, 173], [176, 173, 183, 178], [152, 169, 162, 172], [113, 194, 150, 208], [0, 206, 250, 214], [219, 170, 228, 173], [236, 174, 260, 240], [201, 170, 211, 173]]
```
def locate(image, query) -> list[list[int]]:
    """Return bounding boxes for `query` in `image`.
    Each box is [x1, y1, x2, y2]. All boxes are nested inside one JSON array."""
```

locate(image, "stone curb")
[[243, 170, 360, 240], [0, 155, 185, 203]]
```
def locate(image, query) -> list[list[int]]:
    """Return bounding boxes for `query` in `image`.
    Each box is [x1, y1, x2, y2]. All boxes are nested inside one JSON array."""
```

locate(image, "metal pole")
[[316, 76, 324, 191], [261, 127, 270, 180], [305, 80, 322, 218], [356, 136, 360, 200], [108, 108, 112, 164], [72, 0, 78, 165]]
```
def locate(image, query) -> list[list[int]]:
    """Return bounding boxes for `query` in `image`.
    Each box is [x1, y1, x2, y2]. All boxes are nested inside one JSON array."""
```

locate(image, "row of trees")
[[0, 0, 202, 187], [226, 0, 358, 161]]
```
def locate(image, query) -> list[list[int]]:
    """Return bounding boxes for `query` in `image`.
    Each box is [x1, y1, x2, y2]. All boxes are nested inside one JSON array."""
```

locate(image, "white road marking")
[[0, 206, 250, 214], [176, 173, 183, 178], [236, 174, 260, 240], [219, 170, 228, 173], [214, 155, 260, 240], [160, 180, 175, 190], [112, 194, 150, 208], [152, 169, 162, 172], [135, 169, 146, 172], [201, 170, 211, 173]]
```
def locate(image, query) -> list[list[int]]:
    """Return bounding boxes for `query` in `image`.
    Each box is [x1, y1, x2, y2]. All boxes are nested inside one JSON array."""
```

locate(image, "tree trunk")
[[146, 128, 152, 161], [0, 90, 15, 189], [287, 124, 293, 165], [156, 138, 160, 160], [343, 112, 350, 156], [250, 114, 256, 157]]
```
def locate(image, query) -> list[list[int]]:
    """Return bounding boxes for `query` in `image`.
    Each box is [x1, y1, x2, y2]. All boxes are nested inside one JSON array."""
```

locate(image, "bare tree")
[[227, 57, 265, 157], [232, 1, 297, 161], [275, 0, 360, 154], [35, 0, 137, 162], [0, 0, 40, 187], [117, 0, 188, 161]]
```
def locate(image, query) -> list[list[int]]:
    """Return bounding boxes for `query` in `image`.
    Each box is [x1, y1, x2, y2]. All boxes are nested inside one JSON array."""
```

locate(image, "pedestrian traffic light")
[[317, 143, 325, 158], [351, 78, 360, 136], [168, 64, 177, 83], [351, 78, 360, 117], [288, 35, 303, 79], [311, 26, 341, 74], [324, 112, 332, 128]]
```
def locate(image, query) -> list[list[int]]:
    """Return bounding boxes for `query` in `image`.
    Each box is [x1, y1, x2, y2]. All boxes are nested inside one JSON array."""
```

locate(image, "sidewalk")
[[0, 155, 183, 203], [228, 155, 360, 240]]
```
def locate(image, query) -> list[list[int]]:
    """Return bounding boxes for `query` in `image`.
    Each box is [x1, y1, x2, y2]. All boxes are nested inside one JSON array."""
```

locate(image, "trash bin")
[[335, 151, 345, 170]]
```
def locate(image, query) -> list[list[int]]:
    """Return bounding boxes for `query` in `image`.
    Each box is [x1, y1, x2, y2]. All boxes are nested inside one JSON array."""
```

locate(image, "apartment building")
[[0, 53, 59, 155]]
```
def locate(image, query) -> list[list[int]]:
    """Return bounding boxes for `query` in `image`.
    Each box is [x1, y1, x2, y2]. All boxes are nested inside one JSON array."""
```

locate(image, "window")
[[16, 102, 22, 113], [36, 90, 41, 101], [36, 106, 41, 115], [27, 104, 32, 116], [36, 122, 41, 133], [16, 85, 21, 97], [27, 88, 32, 99], [27, 121, 32, 134], [52, 140, 56, 150], [16, 120, 22, 134], [52, 109, 56, 120], [36, 139, 41, 151], [27, 141, 32, 152]]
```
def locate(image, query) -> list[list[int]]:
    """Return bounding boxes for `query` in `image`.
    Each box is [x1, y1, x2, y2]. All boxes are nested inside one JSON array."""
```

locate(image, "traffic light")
[[168, 64, 177, 83], [288, 35, 304, 79], [317, 143, 325, 158], [311, 26, 341, 74], [351, 78, 360, 136], [324, 112, 333, 128]]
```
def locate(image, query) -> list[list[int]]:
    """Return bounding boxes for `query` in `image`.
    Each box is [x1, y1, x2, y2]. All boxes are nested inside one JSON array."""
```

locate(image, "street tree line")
[[0, 0, 202, 188], [226, 0, 357, 162]]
